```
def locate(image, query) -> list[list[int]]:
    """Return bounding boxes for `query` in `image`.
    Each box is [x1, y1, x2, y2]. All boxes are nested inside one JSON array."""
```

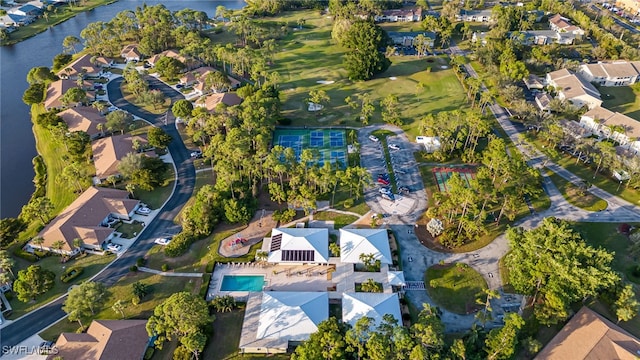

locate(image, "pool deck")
[[207, 259, 396, 301]]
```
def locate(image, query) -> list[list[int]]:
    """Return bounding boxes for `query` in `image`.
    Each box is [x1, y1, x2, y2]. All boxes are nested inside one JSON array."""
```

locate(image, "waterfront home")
[[120, 44, 142, 62], [91, 134, 155, 181], [56, 53, 111, 80], [44, 78, 93, 110], [57, 106, 107, 139], [29, 187, 140, 255]]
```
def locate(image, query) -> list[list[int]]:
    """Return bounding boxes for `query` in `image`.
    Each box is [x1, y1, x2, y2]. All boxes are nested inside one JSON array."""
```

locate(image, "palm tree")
[[126, 183, 136, 198], [32, 237, 45, 251], [73, 238, 83, 251], [51, 240, 66, 254]]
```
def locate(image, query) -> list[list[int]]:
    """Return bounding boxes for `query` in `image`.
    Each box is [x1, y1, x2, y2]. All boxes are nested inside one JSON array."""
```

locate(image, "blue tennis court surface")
[[273, 129, 348, 168]]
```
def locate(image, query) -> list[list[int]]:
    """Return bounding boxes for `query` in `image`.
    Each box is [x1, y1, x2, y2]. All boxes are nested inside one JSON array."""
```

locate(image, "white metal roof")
[[256, 292, 328, 341], [339, 228, 392, 264], [342, 292, 402, 327], [387, 271, 406, 286], [267, 228, 329, 263]]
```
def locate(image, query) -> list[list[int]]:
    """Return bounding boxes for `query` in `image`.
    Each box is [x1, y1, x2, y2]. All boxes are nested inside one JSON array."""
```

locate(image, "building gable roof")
[[339, 228, 392, 264], [342, 292, 402, 327], [56, 54, 105, 78], [256, 292, 328, 341], [196, 92, 243, 112], [44, 79, 81, 109], [58, 106, 106, 136], [91, 134, 151, 179], [535, 307, 640, 360]]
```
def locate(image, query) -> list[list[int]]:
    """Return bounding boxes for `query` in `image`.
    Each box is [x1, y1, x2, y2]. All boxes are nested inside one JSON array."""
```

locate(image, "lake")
[[0, 0, 244, 218]]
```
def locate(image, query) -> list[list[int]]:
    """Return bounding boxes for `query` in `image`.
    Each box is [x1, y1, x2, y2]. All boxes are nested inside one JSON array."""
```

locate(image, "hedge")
[[164, 232, 195, 257], [60, 266, 84, 283], [13, 249, 38, 262], [199, 274, 211, 298]]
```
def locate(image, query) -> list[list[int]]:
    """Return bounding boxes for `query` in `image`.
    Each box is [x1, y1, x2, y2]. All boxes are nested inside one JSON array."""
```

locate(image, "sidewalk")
[[138, 267, 202, 277]]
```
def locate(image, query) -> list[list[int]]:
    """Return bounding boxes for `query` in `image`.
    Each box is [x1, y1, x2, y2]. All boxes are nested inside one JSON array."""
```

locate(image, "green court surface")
[[273, 128, 347, 167], [432, 166, 476, 192]]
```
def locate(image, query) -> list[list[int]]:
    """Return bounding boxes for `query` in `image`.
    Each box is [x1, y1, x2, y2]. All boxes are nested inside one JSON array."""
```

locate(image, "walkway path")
[[138, 267, 203, 277]]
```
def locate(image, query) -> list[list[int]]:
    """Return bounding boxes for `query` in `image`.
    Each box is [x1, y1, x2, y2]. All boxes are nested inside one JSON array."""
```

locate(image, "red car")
[[377, 178, 390, 185]]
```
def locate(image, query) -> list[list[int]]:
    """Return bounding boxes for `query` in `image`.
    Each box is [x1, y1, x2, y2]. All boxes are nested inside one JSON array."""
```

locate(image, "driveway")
[[0, 75, 196, 350]]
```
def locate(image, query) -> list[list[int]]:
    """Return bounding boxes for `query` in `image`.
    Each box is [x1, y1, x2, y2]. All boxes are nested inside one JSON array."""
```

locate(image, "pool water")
[[220, 275, 265, 291]]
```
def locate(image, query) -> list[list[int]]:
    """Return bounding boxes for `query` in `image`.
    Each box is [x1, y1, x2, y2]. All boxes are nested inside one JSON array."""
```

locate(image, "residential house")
[[29, 186, 140, 254], [511, 30, 576, 45], [535, 92, 553, 112], [580, 107, 640, 154], [546, 69, 602, 109], [92, 134, 156, 181], [44, 78, 93, 110], [9, 4, 42, 18], [239, 292, 328, 354], [342, 292, 402, 327], [0, 13, 29, 27], [525, 74, 545, 90], [616, 0, 640, 15], [264, 228, 329, 264], [120, 44, 142, 62], [549, 14, 585, 36], [48, 320, 151, 360], [457, 9, 493, 23], [535, 307, 640, 359], [58, 106, 107, 139], [339, 228, 392, 265], [147, 49, 201, 71], [179, 66, 241, 96], [195, 92, 243, 112], [57, 53, 111, 80], [560, 119, 593, 139], [375, 7, 423, 22], [387, 31, 436, 48], [578, 61, 640, 87], [416, 136, 441, 153]]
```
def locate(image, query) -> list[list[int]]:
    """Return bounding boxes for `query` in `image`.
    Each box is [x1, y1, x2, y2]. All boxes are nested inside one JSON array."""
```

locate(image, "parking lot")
[[359, 126, 427, 223]]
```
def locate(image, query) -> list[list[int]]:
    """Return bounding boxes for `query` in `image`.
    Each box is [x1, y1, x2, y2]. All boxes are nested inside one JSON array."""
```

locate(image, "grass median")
[[426, 263, 487, 314], [545, 171, 608, 211]]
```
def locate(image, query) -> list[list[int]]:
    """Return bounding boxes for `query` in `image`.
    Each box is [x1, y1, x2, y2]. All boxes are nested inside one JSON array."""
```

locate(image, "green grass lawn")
[[264, 10, 466, 134], [39, 272, 194, 342], [425, 263, 488, 314], [121, 83, 172, 115], [546, 172, 608, 211], [1, 0, 117, 46], [114, 220, 144, 238], [8, 253, 115, 319], [313, 211, 359, 229], [498, 251, 516, 294], [599, 85, 640, 120]]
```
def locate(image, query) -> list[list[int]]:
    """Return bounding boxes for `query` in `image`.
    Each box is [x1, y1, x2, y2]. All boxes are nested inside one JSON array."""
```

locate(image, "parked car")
[[107, 243, 122, 252], [377, 178, 390, 186], [154, 237, 172, 246], [381, 193, 395, 201], [399, 186, 410, 194], [378, 173, 390, 180], [388, 144, 400, 150], [136, 206, 151, 215], [369, 135, 379, 142], [191, 150, 203, 158], [379, 187, 392, 195]]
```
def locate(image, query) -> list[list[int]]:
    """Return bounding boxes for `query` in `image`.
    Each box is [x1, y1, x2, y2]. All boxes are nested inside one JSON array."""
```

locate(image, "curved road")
[[0, 76, 194, 350]]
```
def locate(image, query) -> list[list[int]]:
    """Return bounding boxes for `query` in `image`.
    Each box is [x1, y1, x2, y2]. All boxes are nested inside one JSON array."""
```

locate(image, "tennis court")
[[273, 128, 348, 167], [432, 167, 476, 192]]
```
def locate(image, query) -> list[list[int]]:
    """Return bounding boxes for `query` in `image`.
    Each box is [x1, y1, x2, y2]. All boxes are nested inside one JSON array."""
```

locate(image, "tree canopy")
[[146, 292, 210, 349], [13, 265, 55, 302], [341, 20, 390, 81]]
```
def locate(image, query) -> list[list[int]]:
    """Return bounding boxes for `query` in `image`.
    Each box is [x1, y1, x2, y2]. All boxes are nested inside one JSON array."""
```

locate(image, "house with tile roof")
[[56, 53, 111, 80], [549, 14, 585, 36], [195, 92, 243, 112], [48, 320, 151, 360], [580, 107, 640, 154], [546, 69, 602, 109], [91, 134, 155, 181], [179, 66, 241, 96], [578, 61, 640, 87], [44, 79, 93, 110], [148, 50, 201, 71], [57, 106, 107, 139], [29, 187, 140, 254], [535, 307, 640, 359], [120, 44, 142, 62]]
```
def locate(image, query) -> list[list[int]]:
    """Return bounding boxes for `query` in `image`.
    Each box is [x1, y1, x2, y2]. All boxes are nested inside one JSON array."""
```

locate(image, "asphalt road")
[[590, 4, 640, 34], [0, 76, 195, 352]]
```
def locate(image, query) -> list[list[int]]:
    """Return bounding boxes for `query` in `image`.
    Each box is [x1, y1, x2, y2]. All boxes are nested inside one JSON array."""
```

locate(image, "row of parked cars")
[[559, 144, 591, 164], [369, 135, 401, 150]]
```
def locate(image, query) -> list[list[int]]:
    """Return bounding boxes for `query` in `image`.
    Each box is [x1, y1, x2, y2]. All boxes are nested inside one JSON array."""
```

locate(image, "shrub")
[[60, 266, 84, 283], [13, 249, 38, 262], [136, 258, 145, 267], [132, 295, 140, 306], [33, 250, 51, 258], [129, 265, 138, 272], [173, 346, 191, 360], [161, 264, 169, 272], [276, 117, 292, 125], [199, 274, 212, 298], [143, 347, 155, 360], [164, 232, 195, 257], [343, 198, 354, 208]]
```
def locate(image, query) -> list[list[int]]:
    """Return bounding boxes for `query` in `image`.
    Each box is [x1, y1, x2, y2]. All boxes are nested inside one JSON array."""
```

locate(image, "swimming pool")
[[220, 275, 265, 291]]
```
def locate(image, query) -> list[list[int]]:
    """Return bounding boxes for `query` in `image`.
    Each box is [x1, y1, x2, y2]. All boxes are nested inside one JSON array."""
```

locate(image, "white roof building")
[[265, 228, 329, 264], [387, 271, 406, 287], [239, 292, 329, 353], [339, 228, 392, 265], [342, 292, 402, 327]]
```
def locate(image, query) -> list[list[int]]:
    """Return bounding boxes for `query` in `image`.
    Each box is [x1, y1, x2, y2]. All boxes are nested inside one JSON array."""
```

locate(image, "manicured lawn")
[[328, 185, 370, 215], [498, 251, 516, 294], [134, 166, 176, 209], [546, 172, 608, 211], [2, 0, 117, 46], [114, 220, 144, 239], [264, 11, 466, 132], [313, 211, 359, 229], [8, 253, 116, 319], [39, 272, 194, 342], [600, 85, 640, 120], [426, 263, 488, 314]]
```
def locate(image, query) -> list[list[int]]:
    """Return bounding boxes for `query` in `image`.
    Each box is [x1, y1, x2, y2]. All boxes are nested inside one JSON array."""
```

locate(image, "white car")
[[107, 243, 122, 252], [136, 206, 151, 215], [388, 144, 400, 150], [369, 135, 379, 142], [154, 237, 172, 246], [379, 187, 392, 195]]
